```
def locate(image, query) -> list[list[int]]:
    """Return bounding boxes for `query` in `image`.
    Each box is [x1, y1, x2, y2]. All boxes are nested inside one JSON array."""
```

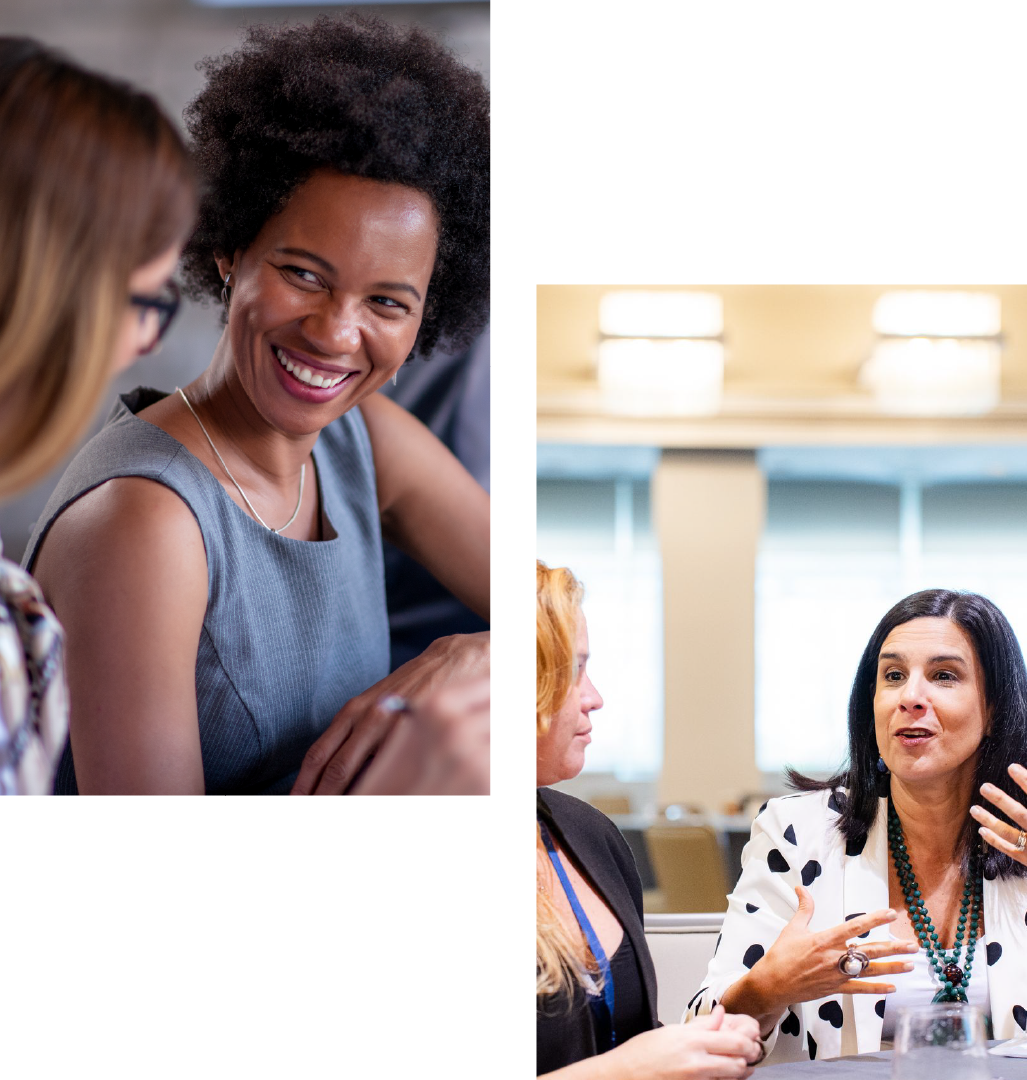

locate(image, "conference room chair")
[[644, 824, 729, 913], [643, 911, 725, 1024]]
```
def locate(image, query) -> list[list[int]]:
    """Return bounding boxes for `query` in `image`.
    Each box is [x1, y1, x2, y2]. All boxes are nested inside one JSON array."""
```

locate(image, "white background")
[[12, 2, 1027, 1078]]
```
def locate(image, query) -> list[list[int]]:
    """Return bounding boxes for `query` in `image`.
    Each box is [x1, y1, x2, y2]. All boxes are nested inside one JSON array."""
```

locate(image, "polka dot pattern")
[[845, 834, 868, 857], [875, 999, 886, 1019], [818, 1000, 843, 1029], [781, 1011, 800, 1037], [742, 943, 765, 969], [767, 849, 790, 873], [801, 859, 822, 886], [784, 824, 797, 845], [987, 942, 1002, 966], [807, 1032, 818, 1060]]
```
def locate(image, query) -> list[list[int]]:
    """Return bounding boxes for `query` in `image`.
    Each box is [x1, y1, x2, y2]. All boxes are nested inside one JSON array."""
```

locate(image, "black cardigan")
[[537, 788, 659, 1075]]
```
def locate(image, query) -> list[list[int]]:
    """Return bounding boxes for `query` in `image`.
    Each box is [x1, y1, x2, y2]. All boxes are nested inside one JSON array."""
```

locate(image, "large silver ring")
[[837, 946, 870, 977], [1016, 830, 1026, 853]]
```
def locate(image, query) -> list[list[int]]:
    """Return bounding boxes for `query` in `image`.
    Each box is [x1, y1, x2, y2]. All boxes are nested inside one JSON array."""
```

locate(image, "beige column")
[[654, 450, 766, 810]]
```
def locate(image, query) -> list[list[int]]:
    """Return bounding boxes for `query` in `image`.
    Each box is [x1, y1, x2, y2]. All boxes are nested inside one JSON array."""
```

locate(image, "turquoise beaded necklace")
[[887, 799, 982, 1003]]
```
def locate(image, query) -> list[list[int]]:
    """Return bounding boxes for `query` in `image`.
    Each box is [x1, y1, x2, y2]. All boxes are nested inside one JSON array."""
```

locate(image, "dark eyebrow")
[[373, 280, 422, 303], [274, 249, 422, 303], [275, 247, 336, 275], [878, 651, 968, 665]]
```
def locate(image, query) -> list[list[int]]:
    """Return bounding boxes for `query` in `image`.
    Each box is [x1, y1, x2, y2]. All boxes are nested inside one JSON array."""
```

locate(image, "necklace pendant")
[[943, 962, 964, 987]]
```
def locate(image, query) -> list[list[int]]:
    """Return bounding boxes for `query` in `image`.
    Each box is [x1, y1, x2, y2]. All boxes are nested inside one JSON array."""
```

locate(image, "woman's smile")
[[271, 342, 361, 401]]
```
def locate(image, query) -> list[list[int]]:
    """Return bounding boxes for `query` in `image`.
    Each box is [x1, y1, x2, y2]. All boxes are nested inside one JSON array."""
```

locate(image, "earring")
[[391, 371, 398, 386], [875, 754, 891, 795], [221, 272, 232, 306]]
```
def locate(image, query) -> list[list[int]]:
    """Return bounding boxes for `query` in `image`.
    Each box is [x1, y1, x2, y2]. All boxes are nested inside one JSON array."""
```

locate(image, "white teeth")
[[275, 347, 349, 389]]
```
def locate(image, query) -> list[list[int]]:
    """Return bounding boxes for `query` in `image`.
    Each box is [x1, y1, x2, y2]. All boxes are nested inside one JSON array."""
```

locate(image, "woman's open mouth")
[[895, 727, 935, 747], [272, 344, 358, 401]]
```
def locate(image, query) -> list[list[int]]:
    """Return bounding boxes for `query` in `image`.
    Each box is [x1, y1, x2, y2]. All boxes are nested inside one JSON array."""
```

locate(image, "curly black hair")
[[181, 14, 488, 355]]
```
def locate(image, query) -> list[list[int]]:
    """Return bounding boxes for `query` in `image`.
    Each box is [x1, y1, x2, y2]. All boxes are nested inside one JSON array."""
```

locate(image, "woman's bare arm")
[[360, 392, 489, 621], [32, 477, 208, 793]]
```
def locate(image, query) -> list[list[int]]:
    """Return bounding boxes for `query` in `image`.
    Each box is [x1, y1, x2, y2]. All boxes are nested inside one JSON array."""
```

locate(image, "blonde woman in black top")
[[536, 561, 762, 1078]]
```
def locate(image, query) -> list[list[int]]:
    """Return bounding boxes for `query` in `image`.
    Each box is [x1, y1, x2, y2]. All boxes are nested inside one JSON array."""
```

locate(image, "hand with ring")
[[837, 945, 871, 977], [719, 887, 918, 1035], [971, 762, 1027, 866]]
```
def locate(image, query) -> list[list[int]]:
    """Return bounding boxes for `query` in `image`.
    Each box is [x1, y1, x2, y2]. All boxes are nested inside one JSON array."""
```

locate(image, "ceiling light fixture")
[[861, 291, 1002, 416], [597, 291, 724, 416]]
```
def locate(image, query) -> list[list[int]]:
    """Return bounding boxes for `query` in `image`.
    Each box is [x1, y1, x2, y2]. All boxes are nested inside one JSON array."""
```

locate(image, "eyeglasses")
[[130, 279, 181, 355]]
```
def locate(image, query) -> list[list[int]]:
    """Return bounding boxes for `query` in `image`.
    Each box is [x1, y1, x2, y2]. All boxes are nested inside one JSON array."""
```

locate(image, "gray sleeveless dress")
[[23, 389, 390, 794]]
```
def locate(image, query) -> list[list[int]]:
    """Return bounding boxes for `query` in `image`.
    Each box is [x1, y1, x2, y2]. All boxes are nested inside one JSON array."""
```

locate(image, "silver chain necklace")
[[176, 387, 305, 534]]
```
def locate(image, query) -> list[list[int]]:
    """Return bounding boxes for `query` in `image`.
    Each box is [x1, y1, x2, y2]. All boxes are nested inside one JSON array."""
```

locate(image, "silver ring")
[[378, 694, 410, 714], [1016, 830, 1026, 853], [837, 946, 870, 977]]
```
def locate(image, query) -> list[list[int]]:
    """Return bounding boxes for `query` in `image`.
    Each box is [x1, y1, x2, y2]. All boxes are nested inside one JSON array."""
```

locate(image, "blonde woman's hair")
[[536, 559, 594, 999], [537, 559, 583, 736], [0, 39, 197, 500]]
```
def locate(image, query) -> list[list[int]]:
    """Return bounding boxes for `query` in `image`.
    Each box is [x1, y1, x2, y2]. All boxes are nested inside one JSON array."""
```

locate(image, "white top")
[[686, 790, 1027, 1064], [881, 932, 990, 1041]]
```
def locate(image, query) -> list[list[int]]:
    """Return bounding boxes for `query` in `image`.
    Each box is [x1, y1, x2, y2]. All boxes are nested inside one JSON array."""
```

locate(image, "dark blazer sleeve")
[[537, 788, 659, 1029]]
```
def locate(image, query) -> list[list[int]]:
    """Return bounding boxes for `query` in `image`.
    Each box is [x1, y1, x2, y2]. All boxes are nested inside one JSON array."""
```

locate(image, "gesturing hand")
[[972, 762, 1027, 866], [740, 887, 915, 1022], [290, 632, 489, 795]]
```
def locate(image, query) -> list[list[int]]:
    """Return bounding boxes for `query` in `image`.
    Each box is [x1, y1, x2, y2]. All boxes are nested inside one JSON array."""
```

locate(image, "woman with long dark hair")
[[0, 38, 196, 794], [687, 590, 1027, 1062]]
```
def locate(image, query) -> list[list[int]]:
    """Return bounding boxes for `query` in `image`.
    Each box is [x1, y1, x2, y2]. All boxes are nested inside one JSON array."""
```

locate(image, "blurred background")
[[538, 283, 1027, 913], [0, 0, 488, 564]]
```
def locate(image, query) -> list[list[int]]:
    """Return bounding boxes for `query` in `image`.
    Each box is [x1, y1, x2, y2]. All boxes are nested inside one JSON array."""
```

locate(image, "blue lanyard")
[[538, 818, 616, 1049]]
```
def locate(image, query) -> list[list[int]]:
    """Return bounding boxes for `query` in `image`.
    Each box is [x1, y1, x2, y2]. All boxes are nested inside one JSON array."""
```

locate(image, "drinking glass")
[[892, 1004, 991, 1080]]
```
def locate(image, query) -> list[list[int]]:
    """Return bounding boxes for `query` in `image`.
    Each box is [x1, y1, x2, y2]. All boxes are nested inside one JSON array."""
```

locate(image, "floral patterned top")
[[0, 535, 67, 794]]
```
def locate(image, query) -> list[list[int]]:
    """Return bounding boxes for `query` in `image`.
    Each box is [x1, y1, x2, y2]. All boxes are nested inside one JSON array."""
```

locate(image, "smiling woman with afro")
[[26, 14, 491, 796], [182, 14, 489, 355]]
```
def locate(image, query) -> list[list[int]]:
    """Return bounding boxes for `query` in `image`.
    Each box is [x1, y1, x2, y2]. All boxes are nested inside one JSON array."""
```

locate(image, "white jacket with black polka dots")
[[683, 789, 1027, 1063]]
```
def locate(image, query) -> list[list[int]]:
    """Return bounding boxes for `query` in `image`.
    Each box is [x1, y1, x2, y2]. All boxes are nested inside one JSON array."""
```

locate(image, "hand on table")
[[715, 1011, 762, 1053], [349, 678, 489, 795], [733, 887, 915, 1021], [972, 762, 1027, 865], [606, 1006, 761, 1080], [290, 631, 489, 795]]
